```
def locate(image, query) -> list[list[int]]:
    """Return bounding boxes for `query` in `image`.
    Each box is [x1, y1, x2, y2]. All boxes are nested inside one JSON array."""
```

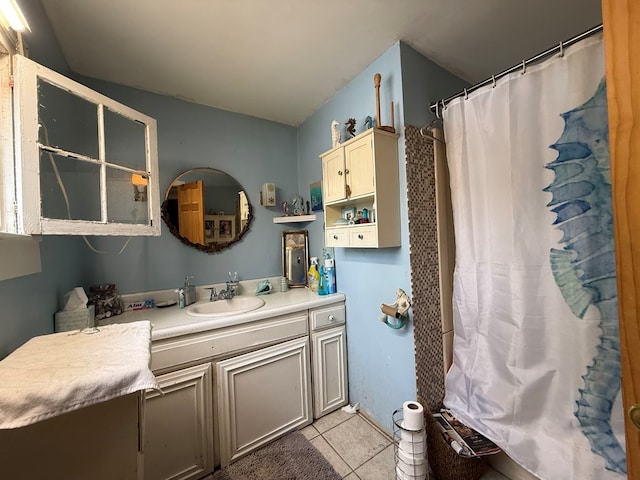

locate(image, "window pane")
[[40, 151, 101, 221], [37, 78, 98, 159], [104, 107, 147, 171], [106, 167, 150, 225]]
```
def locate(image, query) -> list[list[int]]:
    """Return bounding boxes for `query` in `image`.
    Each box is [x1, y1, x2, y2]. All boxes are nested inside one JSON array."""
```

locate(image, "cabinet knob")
[[328, 315, 336, 322], [337, 170, 343, 176], [358, 234, 364, 239], [344, 168, 349, 174], [333, 235, 338, 240], [630, 404, 640, 430]]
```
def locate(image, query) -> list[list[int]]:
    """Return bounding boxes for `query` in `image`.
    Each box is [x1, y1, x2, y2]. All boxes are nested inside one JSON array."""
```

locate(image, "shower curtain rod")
[[429, 24, 603, 115]]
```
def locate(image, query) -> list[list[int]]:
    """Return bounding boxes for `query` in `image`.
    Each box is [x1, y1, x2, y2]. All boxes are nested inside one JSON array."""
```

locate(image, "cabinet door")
[[0, 393, 141, 480], [145, 363, 214, 480], [312, 326, 348, 418], [217, 337, 312, 466], [322, 148, 346, 203], [344, 135, 374, 198]]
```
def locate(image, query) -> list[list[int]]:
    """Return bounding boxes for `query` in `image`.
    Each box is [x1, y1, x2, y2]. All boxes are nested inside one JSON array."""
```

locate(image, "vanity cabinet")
[[144, 308, 317, 476], [309, 304, 348, 418], [321, 128, 400, 248], [144, 363, 213, 480], [216, 336, 312, 466]]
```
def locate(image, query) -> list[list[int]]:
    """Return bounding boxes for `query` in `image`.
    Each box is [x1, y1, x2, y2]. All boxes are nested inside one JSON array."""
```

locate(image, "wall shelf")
[[273, 214, 317, 224]]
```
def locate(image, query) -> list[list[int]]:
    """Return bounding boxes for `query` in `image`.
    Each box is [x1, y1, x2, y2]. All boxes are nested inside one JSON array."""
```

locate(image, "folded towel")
[[0, 320, 159, 429]]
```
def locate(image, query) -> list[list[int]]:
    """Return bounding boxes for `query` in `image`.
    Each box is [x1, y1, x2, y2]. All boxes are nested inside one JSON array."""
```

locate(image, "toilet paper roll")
[[399, 437, 426, 456], [400, 427, 425, 444], [396, 461, 428, 479], [402, 401, 424, 431], [397, 446, 426, 465]]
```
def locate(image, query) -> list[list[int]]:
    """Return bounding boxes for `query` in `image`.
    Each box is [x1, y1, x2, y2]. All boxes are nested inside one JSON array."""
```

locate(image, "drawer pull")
[[328, 315, 336, 322], [358, 234, 364, 240], [338, 170, 343, 176], [344, 168, 350, 174]]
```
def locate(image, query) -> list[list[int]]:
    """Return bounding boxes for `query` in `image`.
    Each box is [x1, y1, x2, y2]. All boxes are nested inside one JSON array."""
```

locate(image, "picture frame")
[[204, 214, 236, 243], [310, 181, 323, 212], [341, 206, 356, 221]]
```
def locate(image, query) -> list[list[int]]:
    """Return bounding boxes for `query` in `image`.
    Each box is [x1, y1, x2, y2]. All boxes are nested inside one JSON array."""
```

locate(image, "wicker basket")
[[422, 402, 488, 480]]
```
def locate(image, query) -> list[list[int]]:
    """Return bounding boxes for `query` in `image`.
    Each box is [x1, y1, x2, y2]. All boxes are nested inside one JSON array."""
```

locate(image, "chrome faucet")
[[207, 287, 218, 301]]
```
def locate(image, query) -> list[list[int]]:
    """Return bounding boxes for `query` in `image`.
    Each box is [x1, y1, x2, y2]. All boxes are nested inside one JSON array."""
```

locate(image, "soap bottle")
[[324, 257, 336, 294], [318, 264, 328, 295], [308, 257, 320, 293]]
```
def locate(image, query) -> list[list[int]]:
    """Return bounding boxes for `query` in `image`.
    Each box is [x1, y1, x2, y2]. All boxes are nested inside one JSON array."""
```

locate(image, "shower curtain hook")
[[435, 101, 441, 119], [559, 41, 564, 57], [521, 60, 527, 75], [492, 75, 497, 88], [464, 88, 468, 100], [441, 99, 447, 111]]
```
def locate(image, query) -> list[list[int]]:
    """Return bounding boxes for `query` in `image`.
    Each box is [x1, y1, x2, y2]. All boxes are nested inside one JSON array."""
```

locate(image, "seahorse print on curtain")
[[544, 78, 625, 474]]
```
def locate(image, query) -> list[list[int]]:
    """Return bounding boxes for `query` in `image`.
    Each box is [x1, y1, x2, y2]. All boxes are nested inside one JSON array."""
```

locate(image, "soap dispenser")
[[183, 276, 197, 307]]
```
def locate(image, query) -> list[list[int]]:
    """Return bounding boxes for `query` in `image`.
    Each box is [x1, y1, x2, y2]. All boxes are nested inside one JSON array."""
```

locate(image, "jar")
[[280, 277, 289, 292], [88, 284, 123, 320]]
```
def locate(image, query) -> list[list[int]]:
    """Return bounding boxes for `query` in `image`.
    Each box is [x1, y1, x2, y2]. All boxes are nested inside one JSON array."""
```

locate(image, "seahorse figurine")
[[544, 78, 626, 474], [331, 120, 341, 148], [345, 118, 356, 138]]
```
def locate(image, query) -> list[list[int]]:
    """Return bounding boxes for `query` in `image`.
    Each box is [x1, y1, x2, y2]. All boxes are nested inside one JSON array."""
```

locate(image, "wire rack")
[[392, 409, 430, 480]]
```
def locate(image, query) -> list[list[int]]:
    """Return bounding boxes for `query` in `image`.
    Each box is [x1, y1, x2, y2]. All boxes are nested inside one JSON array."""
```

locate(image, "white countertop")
[[100, 283, 346, 341]]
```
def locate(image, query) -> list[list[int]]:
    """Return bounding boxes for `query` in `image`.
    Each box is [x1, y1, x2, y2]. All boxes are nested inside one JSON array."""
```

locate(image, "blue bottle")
[[324, 258, 336, 294], [318, 264, 328, 295]]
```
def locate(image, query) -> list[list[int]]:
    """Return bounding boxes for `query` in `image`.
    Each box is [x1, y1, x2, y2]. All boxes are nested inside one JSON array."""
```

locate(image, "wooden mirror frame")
[[161, 168, 254, 253]]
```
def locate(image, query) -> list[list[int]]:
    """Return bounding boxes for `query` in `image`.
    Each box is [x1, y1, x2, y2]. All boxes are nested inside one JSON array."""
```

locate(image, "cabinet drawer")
[[151, 312, 308, 372], [310, 304, 345, 331], [326, 227, 349, 247], [349, 226, 377, 247]]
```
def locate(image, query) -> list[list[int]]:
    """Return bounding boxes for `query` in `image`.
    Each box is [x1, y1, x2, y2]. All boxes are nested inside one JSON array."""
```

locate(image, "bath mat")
[[212, 431, 341, 480]]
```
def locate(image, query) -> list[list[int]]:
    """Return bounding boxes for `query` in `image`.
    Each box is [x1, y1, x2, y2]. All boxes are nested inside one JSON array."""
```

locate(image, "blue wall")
[[0, 2, 468, 434], [298, 42, 468, 431]]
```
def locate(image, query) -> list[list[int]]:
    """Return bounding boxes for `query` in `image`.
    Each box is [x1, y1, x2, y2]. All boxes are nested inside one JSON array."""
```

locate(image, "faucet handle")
[[205, 287, 218, 301]]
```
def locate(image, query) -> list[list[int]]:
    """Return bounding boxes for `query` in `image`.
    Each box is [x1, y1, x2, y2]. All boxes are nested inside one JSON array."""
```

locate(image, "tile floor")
[[301, 409, 509, 480]]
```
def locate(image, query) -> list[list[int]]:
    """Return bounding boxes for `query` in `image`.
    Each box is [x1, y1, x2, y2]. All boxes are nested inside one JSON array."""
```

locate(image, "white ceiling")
[[38, 0, 602, 126]]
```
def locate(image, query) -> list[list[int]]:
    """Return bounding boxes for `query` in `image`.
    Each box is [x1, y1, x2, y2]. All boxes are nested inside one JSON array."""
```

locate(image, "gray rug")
[[212, 431, 341, 480]]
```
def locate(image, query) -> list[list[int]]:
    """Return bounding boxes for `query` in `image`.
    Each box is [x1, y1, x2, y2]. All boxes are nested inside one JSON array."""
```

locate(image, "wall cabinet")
[[309, 304, 348, 418], [1, 54, 160, 236], [216, 336, 312, 466], [144, 363, 213, 480], [321, 128, 400, 248]]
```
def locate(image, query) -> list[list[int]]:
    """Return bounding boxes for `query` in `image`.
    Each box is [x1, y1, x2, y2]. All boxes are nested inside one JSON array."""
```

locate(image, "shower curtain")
[[442, 33, 626, 480]]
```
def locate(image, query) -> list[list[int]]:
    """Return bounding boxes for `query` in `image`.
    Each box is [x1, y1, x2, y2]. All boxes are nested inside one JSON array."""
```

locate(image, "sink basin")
[[186, 296, 265, 318]]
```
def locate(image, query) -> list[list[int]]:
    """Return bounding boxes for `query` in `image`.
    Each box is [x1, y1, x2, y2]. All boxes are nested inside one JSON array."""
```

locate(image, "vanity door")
[[144, 363, 214, 480], [216, 336, 312, 466]]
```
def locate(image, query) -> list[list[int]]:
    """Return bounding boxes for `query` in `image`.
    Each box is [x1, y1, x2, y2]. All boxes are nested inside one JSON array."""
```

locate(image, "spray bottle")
[[308, 257, 320, 293], [318, 263, 328, 295]]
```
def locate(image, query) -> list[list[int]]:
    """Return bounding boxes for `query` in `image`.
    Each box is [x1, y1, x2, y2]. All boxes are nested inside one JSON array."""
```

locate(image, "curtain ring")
[[464, 88, 468, 100], [435, 102, 441, 119], [441, 99, 447, 111], [491, 75, 496, 88], [521, 60, 526, 75], [559, 41, 564, 57]]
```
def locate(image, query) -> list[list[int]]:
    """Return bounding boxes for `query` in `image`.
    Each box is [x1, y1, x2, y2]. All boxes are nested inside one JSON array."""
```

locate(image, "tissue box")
[[54, 305, 96, 333]]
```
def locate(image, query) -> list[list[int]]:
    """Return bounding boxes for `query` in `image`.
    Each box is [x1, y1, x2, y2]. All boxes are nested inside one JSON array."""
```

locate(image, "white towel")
[[0, 320, 159, 429]]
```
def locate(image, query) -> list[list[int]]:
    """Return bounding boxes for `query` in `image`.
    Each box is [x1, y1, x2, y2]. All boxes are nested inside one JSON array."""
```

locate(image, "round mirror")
[[161, 168, 253, 253]]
